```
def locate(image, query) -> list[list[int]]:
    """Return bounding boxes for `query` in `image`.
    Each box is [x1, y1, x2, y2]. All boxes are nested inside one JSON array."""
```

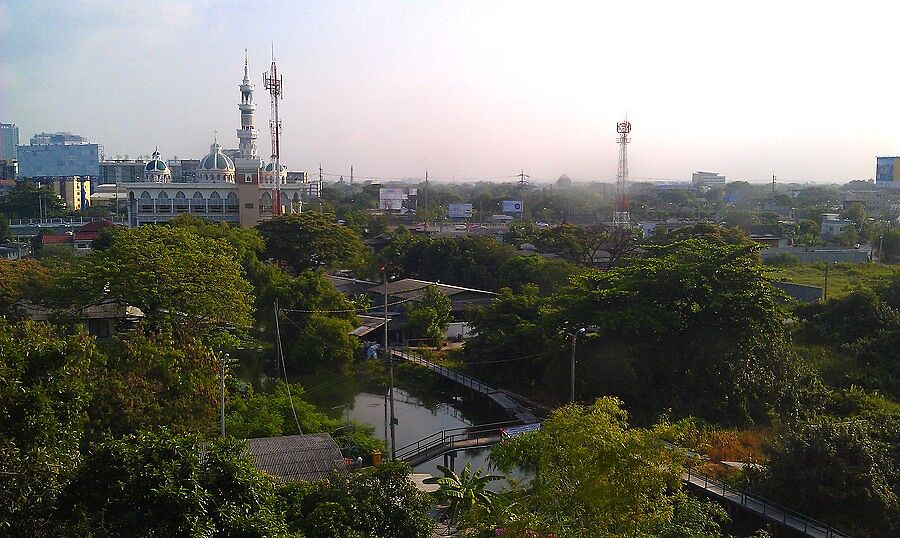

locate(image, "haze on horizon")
[[2, 0, 898, 184]]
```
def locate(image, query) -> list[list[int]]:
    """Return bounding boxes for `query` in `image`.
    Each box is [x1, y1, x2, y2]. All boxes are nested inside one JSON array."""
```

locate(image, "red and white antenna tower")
[[264, 46, 284, 216], [613, 116, 631, 228]]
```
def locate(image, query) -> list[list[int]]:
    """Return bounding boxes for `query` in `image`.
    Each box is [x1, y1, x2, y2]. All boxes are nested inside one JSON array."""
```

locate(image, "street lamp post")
[[568, 326, 598, 404], [219, 351, 230, 436]]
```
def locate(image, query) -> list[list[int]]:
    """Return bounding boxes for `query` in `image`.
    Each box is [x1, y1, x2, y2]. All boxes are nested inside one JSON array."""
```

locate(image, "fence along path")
[[390, 348, 539, 423], [397, 426, 849, 538], [684, 468, 849, 538], [392, 349, 850, 538]]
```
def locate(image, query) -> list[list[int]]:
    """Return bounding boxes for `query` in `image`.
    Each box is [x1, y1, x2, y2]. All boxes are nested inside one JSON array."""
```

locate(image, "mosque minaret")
[[116, 50, 318, 228]]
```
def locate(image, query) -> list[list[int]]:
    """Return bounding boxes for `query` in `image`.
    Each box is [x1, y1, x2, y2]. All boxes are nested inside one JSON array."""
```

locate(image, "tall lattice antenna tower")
[[613, 117, 631, 227], [264, 46, 284, 216]]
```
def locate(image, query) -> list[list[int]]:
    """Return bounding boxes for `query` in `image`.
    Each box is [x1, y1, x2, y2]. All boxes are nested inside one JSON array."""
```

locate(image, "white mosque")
[[119, 52, 315, 227]]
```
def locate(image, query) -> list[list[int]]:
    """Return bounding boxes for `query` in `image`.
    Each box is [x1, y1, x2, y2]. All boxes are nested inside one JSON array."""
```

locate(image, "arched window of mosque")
[[227, 191, 237, 200], [193, 191, 203, 199], [158, 191, 169, 199], [140, 191, 151, 199], [210, 191, 221, 199], [175, 191, 186, 199], [260, 191, 271, 206]]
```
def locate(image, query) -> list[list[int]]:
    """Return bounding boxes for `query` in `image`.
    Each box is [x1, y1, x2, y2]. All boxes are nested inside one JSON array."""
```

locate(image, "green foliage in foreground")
[[280, 461, 434, 538], [55, 432, 287, 536], [0, 321, 96, 533], [745, 416, 900, 538], [484, 398, 729, 538], [424, 463, 502, 526]]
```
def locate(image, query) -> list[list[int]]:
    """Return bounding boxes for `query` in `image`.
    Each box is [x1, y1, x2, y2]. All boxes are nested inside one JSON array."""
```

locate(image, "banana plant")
[[423, 463, 503, 525]]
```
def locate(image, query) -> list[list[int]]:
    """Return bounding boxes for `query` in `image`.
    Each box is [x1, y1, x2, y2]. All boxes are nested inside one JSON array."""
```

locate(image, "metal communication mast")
[[264, 48, 284, 216], [613, 117, 631, 228]]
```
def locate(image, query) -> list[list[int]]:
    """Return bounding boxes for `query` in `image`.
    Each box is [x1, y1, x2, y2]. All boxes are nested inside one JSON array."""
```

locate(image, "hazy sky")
[[3, 1, 899, 183]]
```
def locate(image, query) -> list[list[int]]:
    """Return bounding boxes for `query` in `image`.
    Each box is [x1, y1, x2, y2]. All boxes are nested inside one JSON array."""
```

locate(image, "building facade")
[[17, 131, 101, 179], [122, 52, 315, 228], [0, 123, 19, 160], [692, 171, 727, 186]]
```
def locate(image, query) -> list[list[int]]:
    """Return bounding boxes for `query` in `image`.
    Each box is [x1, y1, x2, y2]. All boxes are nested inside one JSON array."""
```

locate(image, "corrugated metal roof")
[[245, 433, 346, 483]]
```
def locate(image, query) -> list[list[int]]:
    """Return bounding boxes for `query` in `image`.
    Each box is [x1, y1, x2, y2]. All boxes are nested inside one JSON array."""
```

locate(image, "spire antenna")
[[264, 46, 285, 216], [613, 115, 631, 228]]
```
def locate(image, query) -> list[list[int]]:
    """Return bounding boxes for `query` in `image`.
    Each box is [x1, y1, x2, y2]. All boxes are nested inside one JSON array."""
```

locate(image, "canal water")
[[240, 355, 522, 481]]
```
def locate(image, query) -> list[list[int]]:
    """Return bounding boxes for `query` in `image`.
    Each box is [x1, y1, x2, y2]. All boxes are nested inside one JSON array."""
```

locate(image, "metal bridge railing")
[[685, 467, 848, 538], [394, 420, 521, 462], [391, 348, 493, 394]]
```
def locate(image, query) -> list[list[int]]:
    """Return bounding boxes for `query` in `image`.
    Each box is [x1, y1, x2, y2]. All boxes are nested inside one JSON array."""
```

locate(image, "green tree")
[[461, 284, 559, 387], [382, 233, 516, 290], [499, 255, 580, 294], [488, 398, 726, 538], [279, 461, 434, 538], [406, 284, 452, 348], [226, 381, 382, 458], [257, 212, 367, 272], [0, 213, 10, 242], [86, 330, 220, 440], [0, 183, 66, 219], [746, 417, 899, 537], [0, 258, 52, 319], [554, 239, 805, 424], [57, 225, 254, 341], [251, 265, 359, 371], [0, 320, 97, 535], [881, 227, 900, 263], [423, 463, 502, 526], [55, 431, 287, 536]]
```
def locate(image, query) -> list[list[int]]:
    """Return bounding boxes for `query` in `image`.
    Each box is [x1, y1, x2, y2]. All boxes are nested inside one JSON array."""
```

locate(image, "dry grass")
[[698, 428, 769, 463]]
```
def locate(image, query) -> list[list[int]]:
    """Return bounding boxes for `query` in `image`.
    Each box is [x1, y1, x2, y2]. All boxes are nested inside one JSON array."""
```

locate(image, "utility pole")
[[424, 169, 428, 230], [219, 351, 229, 436], [350, 165, 354, 186], [570, 332, 577, 404], [518, 169, 529, 188], [383, 266, 396, 459], [772, 174, 777, 206], [823, 264, 829, 302]]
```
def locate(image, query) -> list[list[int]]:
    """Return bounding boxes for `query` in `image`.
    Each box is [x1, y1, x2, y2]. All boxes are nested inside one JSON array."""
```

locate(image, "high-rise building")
[[875, 156, 900, 188], [17, 131, 101, 179], [0, 123, 19, 160], [692, 171, 727, 186]]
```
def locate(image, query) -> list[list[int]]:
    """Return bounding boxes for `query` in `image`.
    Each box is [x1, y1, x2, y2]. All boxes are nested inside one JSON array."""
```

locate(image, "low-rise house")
[[244, 433, 346, 482], [23, 301, 144, 340], [40, 220, 118, 251]]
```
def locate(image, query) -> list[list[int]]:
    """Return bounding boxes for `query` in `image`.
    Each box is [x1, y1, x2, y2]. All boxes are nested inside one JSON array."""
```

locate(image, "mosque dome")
[[261, 161, 288, 184], [199, 141, 235, 171], [143, 149, 171, 183], [198, 140, 235, 183]]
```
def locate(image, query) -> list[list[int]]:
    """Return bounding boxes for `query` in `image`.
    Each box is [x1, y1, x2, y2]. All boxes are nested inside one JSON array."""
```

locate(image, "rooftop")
[[244, 433, 346, 482]]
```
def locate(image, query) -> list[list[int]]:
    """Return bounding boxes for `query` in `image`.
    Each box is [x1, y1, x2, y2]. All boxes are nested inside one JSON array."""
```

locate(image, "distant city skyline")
[[3, 1, 899, 183]]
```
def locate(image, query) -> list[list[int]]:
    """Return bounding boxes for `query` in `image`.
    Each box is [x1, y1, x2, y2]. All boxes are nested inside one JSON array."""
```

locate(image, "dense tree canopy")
[[0, 320, 97, 535], [55, 431, 287, 537], [280, 461, 434, 538], [381, 232, 516, 289], [257, 212, 367, 273], [746, 417, 899, 537], [57, 225, 254, 340], [0, 258, 52, 319], [0, 184, 66, 219], [487, 398, 727, 537], [462, 237, 807, 424]]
